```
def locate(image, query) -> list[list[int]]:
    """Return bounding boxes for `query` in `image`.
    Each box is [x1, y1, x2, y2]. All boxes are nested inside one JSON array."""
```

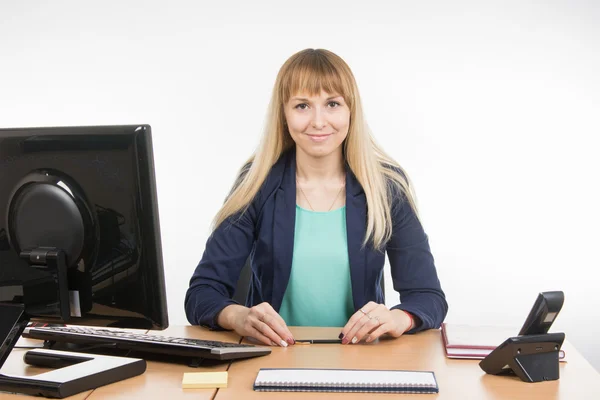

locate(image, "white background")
[[1, 0, 598, 371]]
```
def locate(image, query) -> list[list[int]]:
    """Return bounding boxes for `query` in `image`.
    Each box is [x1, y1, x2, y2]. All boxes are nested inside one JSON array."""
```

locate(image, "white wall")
[[1, 0, 598, 371]]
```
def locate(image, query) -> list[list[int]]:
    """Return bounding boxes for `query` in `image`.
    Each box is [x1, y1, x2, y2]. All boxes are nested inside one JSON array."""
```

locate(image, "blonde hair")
[[212, 48, 418, 251]]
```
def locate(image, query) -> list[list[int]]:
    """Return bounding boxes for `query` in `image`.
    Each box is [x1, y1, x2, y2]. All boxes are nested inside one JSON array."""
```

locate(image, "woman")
[[185, 48, 447, 347]]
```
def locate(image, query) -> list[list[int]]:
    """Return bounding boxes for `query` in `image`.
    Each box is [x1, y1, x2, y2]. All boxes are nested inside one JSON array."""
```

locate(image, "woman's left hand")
[[340, 302, 413, 344]]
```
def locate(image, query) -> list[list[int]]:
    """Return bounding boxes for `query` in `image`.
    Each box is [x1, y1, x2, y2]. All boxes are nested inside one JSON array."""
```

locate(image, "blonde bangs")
[[278, 50, 355, 110]]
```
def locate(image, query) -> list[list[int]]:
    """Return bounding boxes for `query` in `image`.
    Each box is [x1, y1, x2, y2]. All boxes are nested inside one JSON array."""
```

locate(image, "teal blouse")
[[279, 205, 354, 327]]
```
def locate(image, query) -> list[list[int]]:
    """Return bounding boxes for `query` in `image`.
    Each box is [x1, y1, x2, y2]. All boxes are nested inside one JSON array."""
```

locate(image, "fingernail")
[[351, 336, 358, 344], [280, 340, 288, 347], [366, 335, 372, 342], [287, 337, 295, 345], [338, 332, 344, 339], [342, 337, 349, 344], [271, 341, 277, 346]]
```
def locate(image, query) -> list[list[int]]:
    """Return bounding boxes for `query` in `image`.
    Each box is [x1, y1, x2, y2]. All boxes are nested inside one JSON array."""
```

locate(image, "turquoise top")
[[279, 205, 354, 327]]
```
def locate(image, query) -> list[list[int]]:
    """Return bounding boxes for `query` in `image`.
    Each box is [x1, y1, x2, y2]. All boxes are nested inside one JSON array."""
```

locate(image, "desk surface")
[[1, 326, 598, 399], [217, 327, 600, 400]]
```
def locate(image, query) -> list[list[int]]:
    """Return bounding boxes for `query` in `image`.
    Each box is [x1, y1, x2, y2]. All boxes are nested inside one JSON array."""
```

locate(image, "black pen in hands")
[[294, 339, 343, 344]]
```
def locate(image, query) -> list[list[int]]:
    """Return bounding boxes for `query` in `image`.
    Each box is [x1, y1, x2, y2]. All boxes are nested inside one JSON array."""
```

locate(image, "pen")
[[294, 339, 343, 344]]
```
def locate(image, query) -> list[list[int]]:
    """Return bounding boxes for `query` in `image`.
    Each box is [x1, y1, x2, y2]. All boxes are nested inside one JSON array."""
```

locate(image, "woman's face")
[[284, 90, 350, 159]]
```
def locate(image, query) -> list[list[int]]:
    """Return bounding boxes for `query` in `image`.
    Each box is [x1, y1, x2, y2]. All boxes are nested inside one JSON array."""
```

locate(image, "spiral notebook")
[[253, 368, 439, 394]]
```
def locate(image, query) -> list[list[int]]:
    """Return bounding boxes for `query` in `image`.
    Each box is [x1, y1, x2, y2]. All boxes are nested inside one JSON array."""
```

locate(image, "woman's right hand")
[[217, 302, 295, 347]]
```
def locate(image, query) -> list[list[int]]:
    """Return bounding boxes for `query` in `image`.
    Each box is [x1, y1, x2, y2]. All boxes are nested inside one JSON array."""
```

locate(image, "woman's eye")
[[328, 101, 341, 108], [295, 103, 308, 110]]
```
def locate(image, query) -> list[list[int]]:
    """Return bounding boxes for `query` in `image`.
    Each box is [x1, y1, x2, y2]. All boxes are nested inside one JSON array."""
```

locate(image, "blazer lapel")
[[271, 150, 296, 311], [345, 168, 367, 311]]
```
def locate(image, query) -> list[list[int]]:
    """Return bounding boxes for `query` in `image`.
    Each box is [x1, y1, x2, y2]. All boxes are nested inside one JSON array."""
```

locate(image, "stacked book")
[[441, 323, 566, 360]]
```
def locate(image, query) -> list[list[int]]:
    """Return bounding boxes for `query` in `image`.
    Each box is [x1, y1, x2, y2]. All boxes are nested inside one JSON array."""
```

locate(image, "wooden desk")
[[216, 327, 600, 400], [86, 326, 241, 400], [2, 327, 598, 399]]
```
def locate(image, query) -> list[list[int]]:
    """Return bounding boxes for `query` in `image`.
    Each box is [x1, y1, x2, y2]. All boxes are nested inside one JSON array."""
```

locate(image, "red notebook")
[[440, 323, 566, 361]]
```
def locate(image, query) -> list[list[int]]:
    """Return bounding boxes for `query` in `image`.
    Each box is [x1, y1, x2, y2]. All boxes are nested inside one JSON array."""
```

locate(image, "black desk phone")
[[479, 291, 565, 382]]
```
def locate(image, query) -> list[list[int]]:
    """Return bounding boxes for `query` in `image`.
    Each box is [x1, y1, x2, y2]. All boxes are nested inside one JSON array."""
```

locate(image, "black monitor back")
[[0, 125, 168, 330]]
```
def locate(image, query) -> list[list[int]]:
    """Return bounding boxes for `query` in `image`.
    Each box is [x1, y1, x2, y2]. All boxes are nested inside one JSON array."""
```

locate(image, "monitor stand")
[[0, 303, 146, 398]]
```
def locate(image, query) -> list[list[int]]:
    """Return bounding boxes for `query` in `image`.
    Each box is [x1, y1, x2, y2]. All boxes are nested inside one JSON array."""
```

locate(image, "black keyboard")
[[22, 326, 271, 361]]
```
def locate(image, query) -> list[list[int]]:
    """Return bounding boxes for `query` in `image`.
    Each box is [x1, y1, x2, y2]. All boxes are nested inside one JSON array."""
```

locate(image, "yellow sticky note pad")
[[182, 371, 228, 389]]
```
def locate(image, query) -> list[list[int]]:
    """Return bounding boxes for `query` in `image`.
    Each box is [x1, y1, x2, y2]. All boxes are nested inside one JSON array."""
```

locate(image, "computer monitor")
[[0, 124, 168, 330], [0, 125, 169, 397]]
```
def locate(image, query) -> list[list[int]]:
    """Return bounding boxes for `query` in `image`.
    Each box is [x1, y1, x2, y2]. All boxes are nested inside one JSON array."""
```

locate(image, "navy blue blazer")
[[185, 148, 448, 333]]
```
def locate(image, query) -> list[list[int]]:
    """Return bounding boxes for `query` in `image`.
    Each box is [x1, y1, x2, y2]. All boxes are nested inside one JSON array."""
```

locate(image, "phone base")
[[479, 332, 565, 383]]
